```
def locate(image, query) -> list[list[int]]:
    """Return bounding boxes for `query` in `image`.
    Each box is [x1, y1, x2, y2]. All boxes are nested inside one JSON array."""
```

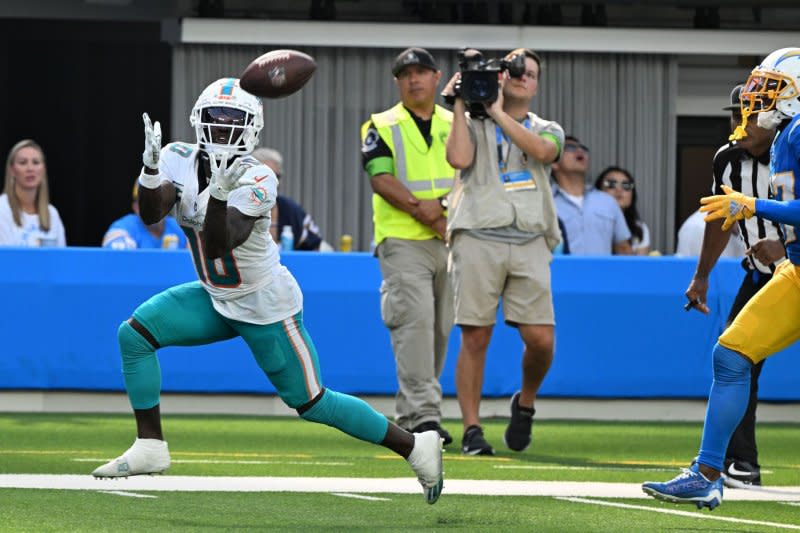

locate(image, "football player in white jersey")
[[92, 78, 444, 504]]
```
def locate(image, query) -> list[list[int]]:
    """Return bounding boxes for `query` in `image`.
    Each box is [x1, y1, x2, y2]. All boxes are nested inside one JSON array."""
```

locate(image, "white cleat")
[[406, 430, 444, 504], [92, 438, 171, 478]]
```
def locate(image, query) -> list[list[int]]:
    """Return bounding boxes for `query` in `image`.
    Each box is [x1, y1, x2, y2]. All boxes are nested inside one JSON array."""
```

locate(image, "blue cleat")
[[642, 463, 724, 510]]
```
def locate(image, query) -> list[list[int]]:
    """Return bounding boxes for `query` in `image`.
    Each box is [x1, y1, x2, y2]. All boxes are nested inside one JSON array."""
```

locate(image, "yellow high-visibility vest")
[[362, 103, 455, 244]]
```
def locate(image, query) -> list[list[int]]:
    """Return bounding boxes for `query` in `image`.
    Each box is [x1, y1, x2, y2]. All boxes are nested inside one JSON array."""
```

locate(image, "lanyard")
[[496, 117, 530, 173]]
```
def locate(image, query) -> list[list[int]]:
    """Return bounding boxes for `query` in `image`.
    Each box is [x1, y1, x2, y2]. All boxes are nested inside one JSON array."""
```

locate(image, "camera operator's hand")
[[412, 199, 443, 226], [441, 72, 461, 99], [485, 72, 507, 121]]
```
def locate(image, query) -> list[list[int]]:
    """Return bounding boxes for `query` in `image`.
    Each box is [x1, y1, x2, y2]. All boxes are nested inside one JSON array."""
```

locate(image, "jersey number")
[[169, 144, 194, 158], [181, 226, 242, 288]]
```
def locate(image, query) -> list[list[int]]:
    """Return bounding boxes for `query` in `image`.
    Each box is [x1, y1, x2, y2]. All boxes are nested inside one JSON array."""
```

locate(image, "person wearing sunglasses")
[[594, 166, 650, 255], [552, 135, 633, 255]]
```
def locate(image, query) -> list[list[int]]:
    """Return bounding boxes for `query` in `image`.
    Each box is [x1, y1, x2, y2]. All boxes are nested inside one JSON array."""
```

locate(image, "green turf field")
[[1, 413, 798, 531]]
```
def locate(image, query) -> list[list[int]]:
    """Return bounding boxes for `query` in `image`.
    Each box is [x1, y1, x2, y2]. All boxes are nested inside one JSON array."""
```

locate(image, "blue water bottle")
[[280, 225, 294, 251]]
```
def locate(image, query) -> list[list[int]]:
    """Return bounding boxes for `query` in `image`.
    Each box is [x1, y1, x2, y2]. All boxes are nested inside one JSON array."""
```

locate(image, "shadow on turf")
[[494, 451, 677, 471]]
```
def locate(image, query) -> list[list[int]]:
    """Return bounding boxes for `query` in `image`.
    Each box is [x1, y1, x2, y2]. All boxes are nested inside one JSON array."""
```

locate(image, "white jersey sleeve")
[[227, 162, 278, 218], [158, 143, 196, 183], [158, 143, 199, 218]]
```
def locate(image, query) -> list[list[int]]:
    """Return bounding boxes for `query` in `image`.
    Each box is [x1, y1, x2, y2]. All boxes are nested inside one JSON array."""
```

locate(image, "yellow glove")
[[699, 185, 756, 231]]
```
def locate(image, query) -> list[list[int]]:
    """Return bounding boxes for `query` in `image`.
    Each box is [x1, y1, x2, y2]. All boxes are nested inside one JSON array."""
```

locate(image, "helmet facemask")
[[189, 78, 264, 161], [195, 106, 256, 159], [732, 51, 800, 140]]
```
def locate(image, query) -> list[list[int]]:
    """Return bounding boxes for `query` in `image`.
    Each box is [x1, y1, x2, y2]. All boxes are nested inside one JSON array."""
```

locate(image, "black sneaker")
[[411, 421, 453, 446], [461, 425, 495, 456], [503, 391, 535, 452], [724, 459, 762, 487]]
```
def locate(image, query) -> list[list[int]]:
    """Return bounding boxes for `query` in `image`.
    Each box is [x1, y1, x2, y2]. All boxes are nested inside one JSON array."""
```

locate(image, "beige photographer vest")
[[447, 112, 563, 251]]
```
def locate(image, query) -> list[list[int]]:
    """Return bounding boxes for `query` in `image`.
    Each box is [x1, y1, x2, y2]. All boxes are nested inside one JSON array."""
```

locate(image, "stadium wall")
[[1, 248, 798, 401]]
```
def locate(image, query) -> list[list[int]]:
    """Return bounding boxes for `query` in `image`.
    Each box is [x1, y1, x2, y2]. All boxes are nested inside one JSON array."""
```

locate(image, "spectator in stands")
[[102, 181, 186, 249], [252, 147, 327, 251], [595, 166, 650, 254], [444, 47, 563, 455], [552, 136, 632, 255], [682, 83, 783, 488], [0, 139, 66, 247], [675, 209, 746, 257], [361, 47, 454, 446]]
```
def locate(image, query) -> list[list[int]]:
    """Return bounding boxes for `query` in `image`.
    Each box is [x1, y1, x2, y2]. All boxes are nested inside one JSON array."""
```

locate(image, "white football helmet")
[[189, 78, 263, 158], [733, 47, 800, 139]]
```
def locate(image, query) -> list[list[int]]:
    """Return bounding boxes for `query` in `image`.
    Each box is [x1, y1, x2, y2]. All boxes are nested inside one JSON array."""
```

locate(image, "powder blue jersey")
[[769, 114, 800, 264], [103, 213, 186, 250]]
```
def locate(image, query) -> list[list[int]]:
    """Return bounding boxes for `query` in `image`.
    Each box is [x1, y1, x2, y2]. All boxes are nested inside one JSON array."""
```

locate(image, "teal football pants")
[[123, 281, 322, 409], [119, 281, 388, 444]]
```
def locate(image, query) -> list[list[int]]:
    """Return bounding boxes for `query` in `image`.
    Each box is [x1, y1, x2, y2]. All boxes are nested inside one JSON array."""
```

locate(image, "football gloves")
[[142, 113, 162, 171], [699, 184, 756, 231], [208, 152, 247, 202]]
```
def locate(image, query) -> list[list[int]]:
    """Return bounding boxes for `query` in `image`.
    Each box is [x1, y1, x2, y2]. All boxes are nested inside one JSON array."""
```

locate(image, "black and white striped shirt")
[[712, 142, 785, 274]]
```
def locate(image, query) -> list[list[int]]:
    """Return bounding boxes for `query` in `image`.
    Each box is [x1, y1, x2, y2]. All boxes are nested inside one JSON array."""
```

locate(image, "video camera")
[[444, 48, 526, 119]]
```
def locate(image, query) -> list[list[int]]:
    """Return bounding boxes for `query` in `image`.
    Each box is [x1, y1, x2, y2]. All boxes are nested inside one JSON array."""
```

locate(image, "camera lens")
[[474, 79, 489, 98]]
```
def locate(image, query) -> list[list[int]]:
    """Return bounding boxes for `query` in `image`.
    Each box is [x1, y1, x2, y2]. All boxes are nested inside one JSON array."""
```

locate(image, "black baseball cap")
[[723, 84, 744, 111], [392, 47, 438, 76]]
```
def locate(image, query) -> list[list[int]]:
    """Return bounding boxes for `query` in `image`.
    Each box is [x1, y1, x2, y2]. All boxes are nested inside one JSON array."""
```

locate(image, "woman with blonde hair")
[[0, 139, 66, 246]]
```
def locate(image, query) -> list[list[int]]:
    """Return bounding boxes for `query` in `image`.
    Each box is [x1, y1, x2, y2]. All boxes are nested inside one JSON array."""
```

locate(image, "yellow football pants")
[[720, 261, 800, 363]]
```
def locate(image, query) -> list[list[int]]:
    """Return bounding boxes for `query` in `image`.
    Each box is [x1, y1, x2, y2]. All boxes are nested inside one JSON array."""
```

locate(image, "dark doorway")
[[675, 116, 732, 249], [0, 19, 171, 246]]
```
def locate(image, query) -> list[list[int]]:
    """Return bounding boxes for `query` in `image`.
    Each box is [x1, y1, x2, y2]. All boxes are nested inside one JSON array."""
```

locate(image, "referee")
[[684, 84, 785, 487]]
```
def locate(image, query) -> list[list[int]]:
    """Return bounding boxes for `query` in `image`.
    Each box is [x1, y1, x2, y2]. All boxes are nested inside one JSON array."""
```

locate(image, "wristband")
[[138, 167, 163, 190]]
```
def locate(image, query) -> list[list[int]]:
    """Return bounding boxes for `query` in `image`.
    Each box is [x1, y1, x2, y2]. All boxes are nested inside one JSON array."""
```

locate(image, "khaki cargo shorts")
[[449, 232, 554, 327]]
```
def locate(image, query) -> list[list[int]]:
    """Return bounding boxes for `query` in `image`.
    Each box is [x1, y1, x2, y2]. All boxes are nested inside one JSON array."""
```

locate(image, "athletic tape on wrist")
[[138, 168, 163, 189]]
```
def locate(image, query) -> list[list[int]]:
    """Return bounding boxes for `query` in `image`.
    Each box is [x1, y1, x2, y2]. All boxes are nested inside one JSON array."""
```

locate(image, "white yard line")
[[1, 475, 799, 502], [557, 497, 800, 530], [72, 458, 352, 466], [98, 490, 158, 499], [330, 493, 391, 501]]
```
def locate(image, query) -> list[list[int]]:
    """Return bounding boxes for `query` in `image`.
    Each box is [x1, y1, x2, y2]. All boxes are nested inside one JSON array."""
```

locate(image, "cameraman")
[[443, 48, 564, 456]]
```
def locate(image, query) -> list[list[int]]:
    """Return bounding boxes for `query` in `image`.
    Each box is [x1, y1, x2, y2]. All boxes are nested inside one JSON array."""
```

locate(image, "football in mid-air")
[[240, 49, 316, 99]]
